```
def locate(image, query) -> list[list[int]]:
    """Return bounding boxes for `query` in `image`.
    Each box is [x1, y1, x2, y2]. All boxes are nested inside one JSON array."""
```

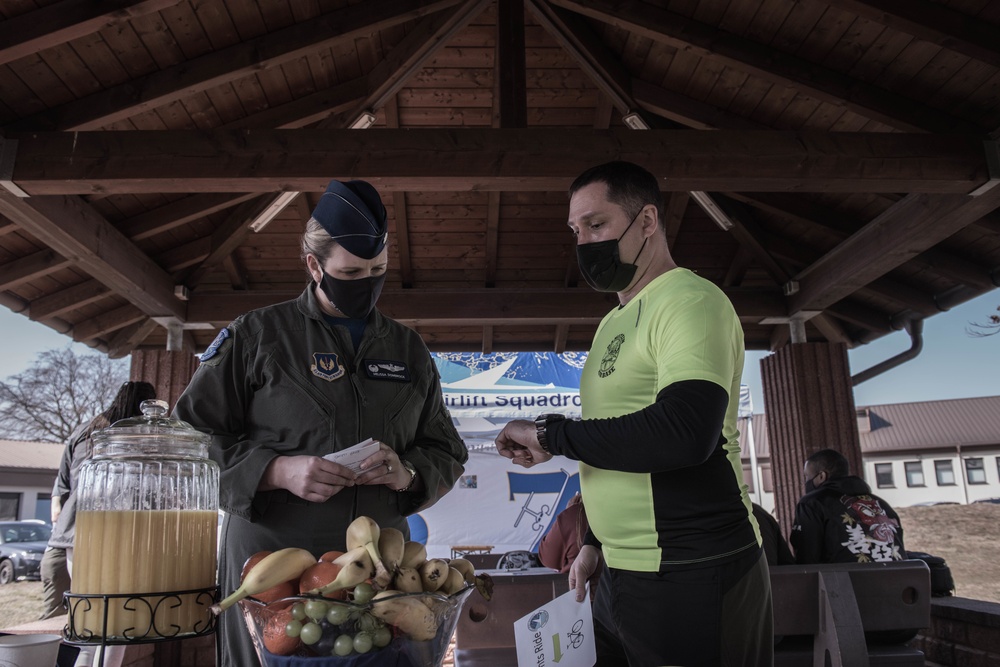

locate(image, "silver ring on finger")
[[385, 463, 393, 473]]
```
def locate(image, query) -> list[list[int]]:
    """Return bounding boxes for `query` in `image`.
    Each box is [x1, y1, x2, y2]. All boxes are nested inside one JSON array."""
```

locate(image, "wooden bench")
[[454, 560, 931, 667]]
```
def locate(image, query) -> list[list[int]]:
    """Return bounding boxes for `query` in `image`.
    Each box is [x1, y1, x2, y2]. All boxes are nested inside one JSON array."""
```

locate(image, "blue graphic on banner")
[[508, 469, 580, 552]]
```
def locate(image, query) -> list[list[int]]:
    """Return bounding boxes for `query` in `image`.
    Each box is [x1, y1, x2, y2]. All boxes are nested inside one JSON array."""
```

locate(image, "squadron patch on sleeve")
[[363, 359, 411, 382], [199, 327, 232, 365]]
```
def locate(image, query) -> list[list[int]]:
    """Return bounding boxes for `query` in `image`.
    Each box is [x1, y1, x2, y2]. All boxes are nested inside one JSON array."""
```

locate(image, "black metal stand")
[[62, 586, 218, 667]]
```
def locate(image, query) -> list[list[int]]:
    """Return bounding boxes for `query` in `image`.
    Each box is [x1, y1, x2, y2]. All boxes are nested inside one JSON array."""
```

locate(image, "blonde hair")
[[300, 217, 340, 277]]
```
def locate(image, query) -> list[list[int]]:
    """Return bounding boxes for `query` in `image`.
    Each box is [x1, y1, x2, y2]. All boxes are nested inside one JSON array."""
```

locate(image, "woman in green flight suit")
[[174, 179, 468, 667]]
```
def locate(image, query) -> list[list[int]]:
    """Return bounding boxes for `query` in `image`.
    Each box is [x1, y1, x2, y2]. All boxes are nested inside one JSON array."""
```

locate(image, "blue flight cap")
[[311, 180, 388, 259]]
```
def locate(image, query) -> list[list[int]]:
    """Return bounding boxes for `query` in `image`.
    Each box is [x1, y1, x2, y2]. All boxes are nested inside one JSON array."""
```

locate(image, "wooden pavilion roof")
[[0, 0, 999, 356]]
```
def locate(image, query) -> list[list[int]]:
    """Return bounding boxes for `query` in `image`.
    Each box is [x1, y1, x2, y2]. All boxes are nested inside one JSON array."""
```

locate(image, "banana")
[[311, 546, 376, 596], [374, 527, 405, 590], [418, 558, 449, 592], [448, 558, 476, 584], [370, 590, 440, 641], [211, 547, 316, 614], [346, 516, 383, 572], [393, 566, 423, 594], [400, 541, 427, 569], [439, 566, 467, 595]]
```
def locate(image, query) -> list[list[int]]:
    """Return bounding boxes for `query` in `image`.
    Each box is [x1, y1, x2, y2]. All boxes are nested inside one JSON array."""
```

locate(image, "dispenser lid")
[[92, 399, 212, 456]]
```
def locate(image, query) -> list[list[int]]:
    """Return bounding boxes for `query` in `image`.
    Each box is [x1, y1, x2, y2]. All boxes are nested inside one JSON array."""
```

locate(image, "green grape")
[[373, 625, 392, 648], [290, 602, 306, 621], [334, 634, 354, 656], [326, 603, 351, 625], [284, 619, 303, 638], [299, 622, 322, 645], [353, 632, 374, 654], [353, 582, 375, 604], [356, 612, 379, 633], [304, 599, 330, 621]]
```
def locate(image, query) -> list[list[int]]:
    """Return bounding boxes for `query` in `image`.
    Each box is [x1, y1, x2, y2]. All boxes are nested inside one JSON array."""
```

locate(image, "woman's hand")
[[259, 455, 356, 502], [568, 545, 603, 603], [356, 441, 411, 490]]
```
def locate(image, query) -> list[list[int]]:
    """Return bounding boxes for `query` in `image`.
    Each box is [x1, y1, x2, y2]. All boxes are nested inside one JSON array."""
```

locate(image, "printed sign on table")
[[513, 586, 595, 667]]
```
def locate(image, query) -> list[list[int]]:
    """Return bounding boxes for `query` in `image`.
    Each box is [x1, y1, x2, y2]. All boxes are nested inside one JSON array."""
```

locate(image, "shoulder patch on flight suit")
[[199, 328, 232, 365], [363, 359, 411, 382]]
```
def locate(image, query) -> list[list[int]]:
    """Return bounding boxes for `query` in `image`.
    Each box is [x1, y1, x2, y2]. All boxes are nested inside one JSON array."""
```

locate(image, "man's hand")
[[568, 544, 602, 602], [495, 419, 553, 468], [259, 455, 356, 502]]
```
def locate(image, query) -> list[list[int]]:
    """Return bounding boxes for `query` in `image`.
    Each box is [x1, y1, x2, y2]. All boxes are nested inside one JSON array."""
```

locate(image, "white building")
[[741, 395, 1000, 514], [0, 439, 63, 522]]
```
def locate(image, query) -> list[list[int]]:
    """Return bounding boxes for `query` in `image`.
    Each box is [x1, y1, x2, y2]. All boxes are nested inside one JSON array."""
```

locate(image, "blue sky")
[[1, 291, 997, 411]]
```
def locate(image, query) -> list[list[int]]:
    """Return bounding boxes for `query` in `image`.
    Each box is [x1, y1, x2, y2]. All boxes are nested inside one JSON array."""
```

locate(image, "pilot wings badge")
[[311, 352, 345, 381]]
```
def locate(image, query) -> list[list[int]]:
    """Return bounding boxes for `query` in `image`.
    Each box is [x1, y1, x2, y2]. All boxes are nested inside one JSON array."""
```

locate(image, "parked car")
[[0, 520, 51, 584]]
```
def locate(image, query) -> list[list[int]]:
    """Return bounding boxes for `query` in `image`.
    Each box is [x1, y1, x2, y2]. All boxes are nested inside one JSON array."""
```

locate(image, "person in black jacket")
[[791, 448, 905, 564]]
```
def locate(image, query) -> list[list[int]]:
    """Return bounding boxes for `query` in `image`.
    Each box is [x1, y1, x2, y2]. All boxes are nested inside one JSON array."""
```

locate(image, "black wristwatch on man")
[[534, 413, 567, 453]]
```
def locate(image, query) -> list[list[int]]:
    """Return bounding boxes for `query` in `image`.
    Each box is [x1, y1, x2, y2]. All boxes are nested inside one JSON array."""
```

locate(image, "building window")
[[0, 492, 20, 521], [35, 493, 52, 524], [966, 458, 987, 485], [904, 461, 925, 487], [935, 460, 956, 486], [875, 463, 894, 488], [761, 464, 774, 493]]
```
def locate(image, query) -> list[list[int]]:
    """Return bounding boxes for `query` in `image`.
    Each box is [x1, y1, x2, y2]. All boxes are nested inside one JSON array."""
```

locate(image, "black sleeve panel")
[[546, 379, 730, 473]]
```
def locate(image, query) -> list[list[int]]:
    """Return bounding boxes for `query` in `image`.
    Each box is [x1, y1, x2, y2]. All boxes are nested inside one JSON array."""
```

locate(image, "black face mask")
[[318, 272, 385, 319], [804, 473, 821, 494], [576, 209, 648, 292]]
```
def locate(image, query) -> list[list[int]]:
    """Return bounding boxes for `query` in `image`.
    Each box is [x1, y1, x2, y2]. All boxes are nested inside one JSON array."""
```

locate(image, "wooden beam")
[[789, 187, 1000, 314], [664, 191, 688, 248], [223, 78, 368, 130], [8, 0, 462, 131], [527, 0, 635, 114], [185, 286, 787, 324], [824, 0, 1000, 70], [179, 195, 278, 288], [28, 279, 111, 320], [0, 249, 71, 290], [482, 325, 494, 354], [122, 193, 259, 242], [72, 304, 146, 342], [384, 97, 414, 288], [0, 189, 185, 319], [485, 192, 500, 287], [497, 0, 528, 128], [632, 79, 768, 131], [106, 318, 160, 359], [0, 0, 181, 67], [552, 0, 981, 133], [9, 129, 991, 194]]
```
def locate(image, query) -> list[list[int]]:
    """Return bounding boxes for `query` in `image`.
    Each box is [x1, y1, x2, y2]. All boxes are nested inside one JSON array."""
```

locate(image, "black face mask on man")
[[318, 272, 385, 319], [804, 473, 822, 494], [576, 208, 648, 292]]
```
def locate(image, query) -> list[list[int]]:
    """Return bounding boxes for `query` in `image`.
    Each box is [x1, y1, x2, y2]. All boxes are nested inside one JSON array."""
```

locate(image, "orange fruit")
[[262, 606, 300, 656], [242, 550, 299, 603], [299, 561, 347, 599], [319, 550, 345, 563]]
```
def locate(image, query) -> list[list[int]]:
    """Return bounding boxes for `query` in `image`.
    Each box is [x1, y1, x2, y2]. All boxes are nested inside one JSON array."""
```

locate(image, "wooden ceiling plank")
[[527, 0, 635, 114], [0, 248, 71, 290], [789, 187, 1000, 314], [123, 193, 258, 241], [664, 191, 689, 248], [824, 0, 1000, 70], [8, 0, 463, 131], [221, 254, 249, 291], [385, 97, 414, 288], [222, 77, 368, 129], [106, 317, 160, 359], [9, 129, 990, 194], [0, 189, 185, 319], [157, 236, 212, 273], [72, 304, 146, 342], [185, 286, 787, 323], [0, 0, 182, 67], [551, 0, 982, 133], [553, 323, 569, 353], [482, 324, 493, 354], [497, 0, 528, 128], [631, 79, 768, 131], [29, 279, 112, 320], [484, 191, 500, 287]]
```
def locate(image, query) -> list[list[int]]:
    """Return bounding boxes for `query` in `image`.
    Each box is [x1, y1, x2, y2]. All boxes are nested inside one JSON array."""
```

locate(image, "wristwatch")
[[534, 413, 566, 453], [395, 459, 417, 492]]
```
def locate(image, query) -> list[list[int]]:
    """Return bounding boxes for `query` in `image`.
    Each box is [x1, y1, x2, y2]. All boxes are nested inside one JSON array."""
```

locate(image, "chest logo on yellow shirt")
[[599, 333, 625, 378], [311, 352, 345, 381]]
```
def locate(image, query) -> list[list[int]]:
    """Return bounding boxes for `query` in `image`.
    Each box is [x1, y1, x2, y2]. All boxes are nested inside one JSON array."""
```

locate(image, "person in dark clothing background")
[[752, 503, 794, 567], [791, 448, 905, 564]]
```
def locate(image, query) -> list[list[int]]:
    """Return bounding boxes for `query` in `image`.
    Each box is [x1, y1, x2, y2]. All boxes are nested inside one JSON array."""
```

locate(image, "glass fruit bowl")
[[239, 586, 475, 667]]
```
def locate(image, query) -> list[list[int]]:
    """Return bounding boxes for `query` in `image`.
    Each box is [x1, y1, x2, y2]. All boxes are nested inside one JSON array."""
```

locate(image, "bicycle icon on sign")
[[567, 618, 585, 649]]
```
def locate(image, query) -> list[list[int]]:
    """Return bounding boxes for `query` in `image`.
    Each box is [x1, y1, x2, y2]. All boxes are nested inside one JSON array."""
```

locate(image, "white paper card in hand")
[[322, 437, 379, 474], [513, 585, 595, 667]]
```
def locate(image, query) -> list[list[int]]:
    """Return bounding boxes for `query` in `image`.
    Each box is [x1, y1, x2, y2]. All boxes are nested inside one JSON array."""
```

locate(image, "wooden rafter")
[[107, 318, 160, 359], [551, 0, 982, 134], [72, 304, 146, 342], [0, 249, 71, 290], [0, 0, 181, 67], [385, 97, 415, 288], [28, 280, 111, 320], [122, 193, 259, 242], [7, 0, 462, 132], [497, 0, 528, 128], [631, 80, 767, 131], [0, 189, 185, 319], [185, 286, 786, 325], [8, 130, 990, 194]]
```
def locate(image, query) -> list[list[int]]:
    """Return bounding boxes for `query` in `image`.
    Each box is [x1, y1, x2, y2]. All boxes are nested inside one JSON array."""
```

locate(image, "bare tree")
[[967, 305, 1000, 338], [0, 347, 129, 442]]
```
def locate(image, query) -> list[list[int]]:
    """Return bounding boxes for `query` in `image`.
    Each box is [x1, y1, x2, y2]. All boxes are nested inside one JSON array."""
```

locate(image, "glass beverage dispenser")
[[67, 399, 219, 644]]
